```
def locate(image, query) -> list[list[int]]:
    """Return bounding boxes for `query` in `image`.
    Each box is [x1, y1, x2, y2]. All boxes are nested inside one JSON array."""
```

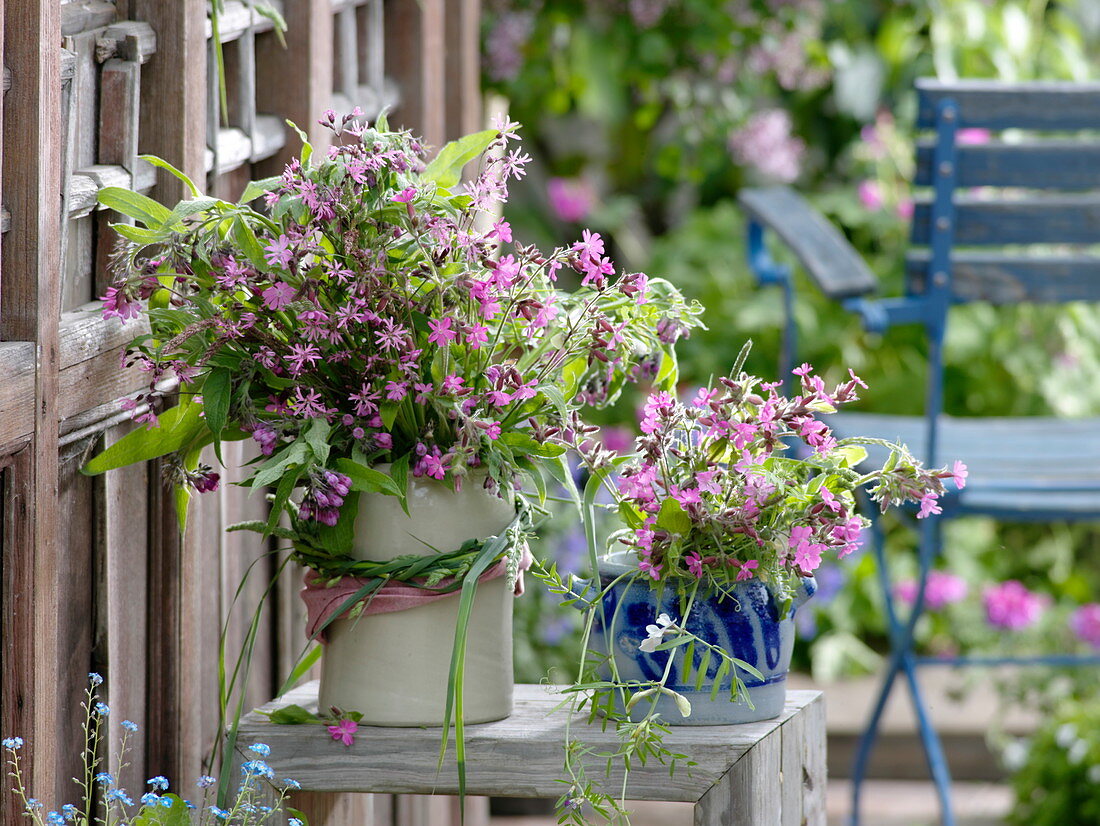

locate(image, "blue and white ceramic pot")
[[580, 552, 816, 725]]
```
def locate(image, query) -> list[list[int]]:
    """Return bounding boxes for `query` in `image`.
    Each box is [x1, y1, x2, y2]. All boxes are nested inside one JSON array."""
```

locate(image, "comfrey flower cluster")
[[588, 358, 962, 590], [3, 675, 297, 826], [96, 114, 699, 549]]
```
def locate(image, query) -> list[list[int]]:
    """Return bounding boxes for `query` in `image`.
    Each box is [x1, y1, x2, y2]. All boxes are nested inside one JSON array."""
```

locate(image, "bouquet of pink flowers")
[[582, 347, 965, 596], [86, 114, 700, 556]]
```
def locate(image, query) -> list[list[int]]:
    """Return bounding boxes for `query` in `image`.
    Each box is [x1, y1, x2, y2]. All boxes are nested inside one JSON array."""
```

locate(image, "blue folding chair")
[[740, 79, 1100, 825]]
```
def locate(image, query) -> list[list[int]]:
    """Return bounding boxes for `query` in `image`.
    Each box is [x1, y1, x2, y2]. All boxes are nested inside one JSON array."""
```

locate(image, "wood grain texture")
[[2, 0, 65, 805], [444, 0, 480, 141], [99, 423, 151, 794], [0, 343, 37, 446], [914, 140, 1100, 190], [911, 194, 1100, 246], [739, 187, 878, 299], [237, 683, 822, 803], [256, 0, 332, 175], [385, 0, 445, 149], [128, 0, 206, 204], [905, 251, 1100, 304], [695, 733, 782, 826], [916, 78, 1100, 131]]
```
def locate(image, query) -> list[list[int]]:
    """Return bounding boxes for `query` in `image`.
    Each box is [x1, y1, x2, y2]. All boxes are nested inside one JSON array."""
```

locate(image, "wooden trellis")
[[0, 2, 481, 824]]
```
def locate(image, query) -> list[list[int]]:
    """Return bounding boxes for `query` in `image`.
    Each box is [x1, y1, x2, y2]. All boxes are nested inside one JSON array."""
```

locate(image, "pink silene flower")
[[262, 281, 296, 310], [374, 432, 393, 450], [735, 559, 759, 582], [413, 382, 434, 404], [548, 178, 595, 224], [285, 343, 321, 375], [639, 391, 676, 435], [489, 220, 512, 243], [951, 460, 968, 490], [419, 453, 448, 480], [983, 580, 1046, 630], [819, 487, 844, 514], [672, 486, 702, 509], [263, 234, 295, 268], [465, 325, 489, 349], [102, 286, 143, 321], [685, 552, 703, 579], [441, 375, 466, 395], [290, 387, 331, 419], [1070, 604, 1100, 649], [427, 317, 457, 346], [327, 718, 358, 747], [638, 557, 662, 581], [391, 187, 416, 203], [789, 525, 824, 573], [917, 493, 942, 519], [832, 516, 865, 557], [384, 381, 408, 402], [792, 362, 813, 377], [858, 180, 884, 211], [695, 470, 722, 496], [894, 571, 968, 610], [572, 229, 605, 261], [729, 109, 805, 183]]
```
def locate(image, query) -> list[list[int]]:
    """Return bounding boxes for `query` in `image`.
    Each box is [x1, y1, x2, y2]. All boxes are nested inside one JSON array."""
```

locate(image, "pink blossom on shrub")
[[858, 180, 883, 211], [729, 110, 804, 183], [894, 570, 968, 610], [1070, 604, 1100, 649], [983, 580, 1046, 630], [547, 177, 594, 223]]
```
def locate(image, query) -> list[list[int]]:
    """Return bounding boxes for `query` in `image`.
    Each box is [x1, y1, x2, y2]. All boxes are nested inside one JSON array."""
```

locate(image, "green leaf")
[[311, 490, 359, 554], [836, 445, 868, 468], [335, 458, 402, 497], [203, 368, 232, 441], [561, 356, 588, 399], [239, 175, 282, 204], [286, 119, 312, 167], [266, 470, 299, 533], [303, 418, 332, 465], [231, 217, 267, 267], [260, 703, 322, 725], [82, 402, 208, 475], [423, 129, 497, 189], [499, 432, 567, 458], [711, 660, 730, 701], [111, 223, 165, 244], [166, 196, 222, 223], [655, 346, 679, 391], [175, 485, 191, 538], [679, 640, 695, 684], [380, 401, 399, 431], [275, 645, 323, 696], [97, 186, 173, 229], [655, 497, 692, 535], [139, 154, 202, 197], [694, 648, 712, 691], [250, 440, 309, 490]]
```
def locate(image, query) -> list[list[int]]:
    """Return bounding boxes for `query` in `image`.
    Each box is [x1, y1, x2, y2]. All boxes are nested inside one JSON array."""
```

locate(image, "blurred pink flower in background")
[[894, 570, 969, 610], [896, 198, 914, 221], [729, 109, 805, 183], [956, 127, 992, 145], [484, 12, 534, 82], [1070, 603, 1100, 649], [547, 177, 595, 223], [858, 180, 884, 211], [983, 580, 1047, 630]]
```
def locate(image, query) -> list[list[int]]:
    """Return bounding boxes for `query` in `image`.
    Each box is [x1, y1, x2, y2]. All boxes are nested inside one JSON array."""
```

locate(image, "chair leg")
[[848, 649, 903, 826], [900, 652, 956, 826]]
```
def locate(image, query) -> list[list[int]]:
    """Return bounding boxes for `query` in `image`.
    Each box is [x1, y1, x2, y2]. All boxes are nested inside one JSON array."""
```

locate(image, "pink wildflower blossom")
[[547, 177, 594, 223], [917, 493, 942, 518], [427, 317, 457, 346], [735, 560, 759, 582], [685, 552, 703, 579], [894, 571, 968, 610], [327, 718, 358, 747], [261, 281, 296, 310], [983, 580, 1046, 630], [263, 235, 295, 268], [1070, 604, 1100, 649], [391, 187, 416, 203]]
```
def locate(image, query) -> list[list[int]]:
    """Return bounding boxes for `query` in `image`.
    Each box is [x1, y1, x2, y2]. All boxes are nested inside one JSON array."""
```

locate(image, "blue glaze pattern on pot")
[[578, 552, 816, 725]]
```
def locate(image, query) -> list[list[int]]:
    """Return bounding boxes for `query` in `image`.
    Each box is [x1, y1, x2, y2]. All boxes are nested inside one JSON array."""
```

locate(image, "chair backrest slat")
[[914, 140, 1100, 190], [916, 79, 1100, 130], [911, 195, 1100, 247], [905, 251, 1100, 304]]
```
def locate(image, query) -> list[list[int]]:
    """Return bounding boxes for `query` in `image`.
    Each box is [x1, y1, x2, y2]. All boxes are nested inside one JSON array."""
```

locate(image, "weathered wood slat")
[[0, 343, 38, 447], [336, 7, 359, 100], [205, 0, 282, 42], [97, 21, 158, 64], [68, 161, 157, 219], [206, 123, 287, 174], [444, 0, 480, 141], [385, 0, 445, 149], [255, 0, 331, 174], [906, 251, 1100, 304], [238, 682, 821, 803], [917, 78, 1100, 130], [60, 0, 117, 35], [99, 58, 141, 171], [2, 0, 65, 807], [911, 194, 1100, 246], [914, 140, 1100, 190], [1, 206, 10, 233], [99, 424, 151, 794], [739, 186, 879, 299]]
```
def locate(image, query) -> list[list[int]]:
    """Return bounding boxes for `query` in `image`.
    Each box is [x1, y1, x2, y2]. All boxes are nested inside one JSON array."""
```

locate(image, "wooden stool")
[[236, 682, 826, 825]]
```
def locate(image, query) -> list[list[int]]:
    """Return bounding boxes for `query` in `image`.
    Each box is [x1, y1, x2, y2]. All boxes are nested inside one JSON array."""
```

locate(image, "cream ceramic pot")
[[317, 469, 518, 726]]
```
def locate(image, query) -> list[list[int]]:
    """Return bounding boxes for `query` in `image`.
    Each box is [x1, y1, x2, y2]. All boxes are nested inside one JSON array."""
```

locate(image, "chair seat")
[[828, 412, 1100, 521]]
